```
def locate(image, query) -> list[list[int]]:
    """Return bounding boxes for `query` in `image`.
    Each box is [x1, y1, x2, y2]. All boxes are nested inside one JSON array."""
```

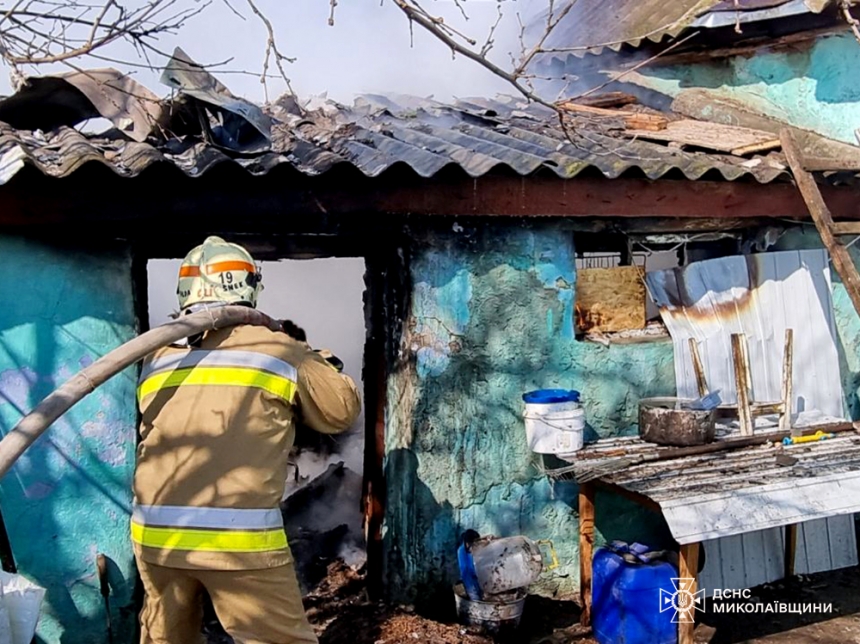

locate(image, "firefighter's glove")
[[315, 349, 344, 373], [279, 319, 307, 343]]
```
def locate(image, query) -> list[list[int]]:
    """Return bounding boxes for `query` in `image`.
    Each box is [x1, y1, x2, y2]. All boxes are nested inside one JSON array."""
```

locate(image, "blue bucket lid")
[[522, 389, 581, 404]]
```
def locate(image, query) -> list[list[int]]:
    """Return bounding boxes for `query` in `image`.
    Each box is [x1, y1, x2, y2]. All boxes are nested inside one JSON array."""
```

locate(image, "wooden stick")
[[781, 329, 795, 435], [781, 129, 860, 319], [831, 222, 860, 236], [689, 338, 708, 398], [678, 543, 701, 644], [732, 333, 754, 436], [731, 139, 781, 156], [784, 524, 798, 579], [579, 482, 596, 627]]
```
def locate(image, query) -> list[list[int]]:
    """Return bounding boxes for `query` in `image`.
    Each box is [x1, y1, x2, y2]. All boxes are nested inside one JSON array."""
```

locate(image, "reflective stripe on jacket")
[[133, 324, 361, 571]]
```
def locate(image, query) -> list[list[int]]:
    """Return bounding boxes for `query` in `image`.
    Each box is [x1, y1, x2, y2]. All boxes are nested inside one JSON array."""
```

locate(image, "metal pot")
[[638, 397, 717, 446]]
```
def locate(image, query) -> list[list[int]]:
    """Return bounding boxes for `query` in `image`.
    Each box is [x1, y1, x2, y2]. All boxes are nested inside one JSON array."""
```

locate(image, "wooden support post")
[[781, 130, 860, 320], [689, 338, 708, 397], [579, 482, 596, 627], [781, 329, 795, 435], [732, 333, 754, 436], [678, 543, 701, 644], [784, 524, 798, 579]]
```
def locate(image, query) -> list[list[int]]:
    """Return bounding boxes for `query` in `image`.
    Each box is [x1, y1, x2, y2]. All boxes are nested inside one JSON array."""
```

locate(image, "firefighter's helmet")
[[177, 236, 262, 310]]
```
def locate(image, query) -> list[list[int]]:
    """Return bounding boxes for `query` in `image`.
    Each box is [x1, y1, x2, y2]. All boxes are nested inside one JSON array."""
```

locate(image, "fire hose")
[[0, 305, 282, 481]]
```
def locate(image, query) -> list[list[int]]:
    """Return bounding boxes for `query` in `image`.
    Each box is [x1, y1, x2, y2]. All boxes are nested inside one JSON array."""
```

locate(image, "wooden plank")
[[781, 329, 794, 435], [575, 266, 645, 333], [781, 129, 860, 320], [732, 333, 754, 436], [625, 120, 777, 153], [557, 101, 669, 131], [731, 139, 781, 157], [679, 543, 701, 644], [802, 156, 860, 172], [784, 523, 798, 579], [832, 222, 860, 235], [579, 482, 596, 627], [574, 92, 638, 109], [689, 338, 708, 398]]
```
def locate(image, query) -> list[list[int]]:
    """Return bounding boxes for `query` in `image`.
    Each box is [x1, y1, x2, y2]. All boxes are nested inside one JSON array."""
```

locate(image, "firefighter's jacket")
[[132, 324, 361, 570]]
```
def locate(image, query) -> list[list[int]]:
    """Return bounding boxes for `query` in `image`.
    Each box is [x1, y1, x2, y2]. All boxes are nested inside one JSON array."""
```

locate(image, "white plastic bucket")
[[523, 400, 585, 454]]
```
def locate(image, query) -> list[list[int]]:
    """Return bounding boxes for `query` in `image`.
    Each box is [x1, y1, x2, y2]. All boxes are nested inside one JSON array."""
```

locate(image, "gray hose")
[[0, 305, 281, 481]]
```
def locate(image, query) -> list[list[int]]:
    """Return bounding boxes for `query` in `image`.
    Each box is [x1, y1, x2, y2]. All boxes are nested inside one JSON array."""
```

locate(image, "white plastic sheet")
[[0, 571, 46, 644]]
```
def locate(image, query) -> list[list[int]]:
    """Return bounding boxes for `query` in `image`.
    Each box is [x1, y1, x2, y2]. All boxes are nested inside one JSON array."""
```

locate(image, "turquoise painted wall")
[[0, 237, 138, 644], [634, 33, 860, 144], [383, 222, 677, 607]]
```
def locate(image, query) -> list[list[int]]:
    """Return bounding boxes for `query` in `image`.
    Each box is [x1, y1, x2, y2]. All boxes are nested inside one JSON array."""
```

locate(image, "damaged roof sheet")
[[564, 429, 860, 544], [0, 90, 792, 185], [529, 0, 844, 57]]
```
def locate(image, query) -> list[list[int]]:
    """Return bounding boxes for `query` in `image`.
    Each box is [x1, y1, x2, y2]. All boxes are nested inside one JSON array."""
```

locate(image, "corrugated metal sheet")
[[528, 0, 843, 58], [527, 0, 722, 56], [0, 94, 791, 185], [639, 249, 855, 594], [645, 250, 845, 419]]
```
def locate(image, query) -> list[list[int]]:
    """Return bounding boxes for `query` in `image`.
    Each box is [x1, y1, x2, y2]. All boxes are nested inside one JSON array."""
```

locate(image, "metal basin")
[[453, 583, 525, 635], [639, 397, 717, 446]]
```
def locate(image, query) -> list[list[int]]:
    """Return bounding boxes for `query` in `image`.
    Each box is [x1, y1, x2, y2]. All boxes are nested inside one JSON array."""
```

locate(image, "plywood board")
[[575, 266, 645, 333], [625, 119, 776, 152]]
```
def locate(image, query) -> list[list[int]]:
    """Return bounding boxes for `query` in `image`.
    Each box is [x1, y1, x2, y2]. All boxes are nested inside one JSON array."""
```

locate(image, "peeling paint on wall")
[[0, 237, 138, 644], [383, 223, 676, 607]]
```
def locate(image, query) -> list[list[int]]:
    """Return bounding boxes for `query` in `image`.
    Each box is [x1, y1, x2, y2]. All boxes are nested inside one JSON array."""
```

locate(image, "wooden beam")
[[678, 543, 701, 644], [784, 524, 798, 579], [781, 129, 860, 319], [832, 222, 860, 236], [732, 333, 754, 437], [781, 329, 794, 435], [1, 165, 860, 225], [802, 156, 860, 172], [689, 338, 708, 398], [579, 482, 596, 627]]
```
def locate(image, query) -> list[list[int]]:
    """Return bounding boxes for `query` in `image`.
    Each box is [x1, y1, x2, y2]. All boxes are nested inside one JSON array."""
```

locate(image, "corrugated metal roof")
[[528, 0, 721, 57], [0, 93, 791, 185], [528, 0, 842, 58]]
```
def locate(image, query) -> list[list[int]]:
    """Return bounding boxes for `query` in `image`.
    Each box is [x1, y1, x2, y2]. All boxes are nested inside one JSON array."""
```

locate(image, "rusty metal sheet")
[[0, 69, 164, 142], [645, 250, 845, 419]]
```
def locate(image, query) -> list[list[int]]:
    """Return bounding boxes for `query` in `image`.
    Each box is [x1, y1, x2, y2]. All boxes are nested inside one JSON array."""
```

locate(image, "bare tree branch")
[[840, 0, 860, 44], [241, 0, 296, 102]]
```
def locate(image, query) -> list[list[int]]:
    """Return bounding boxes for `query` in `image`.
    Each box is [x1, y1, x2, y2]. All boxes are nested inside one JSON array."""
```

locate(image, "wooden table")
[[564, 432, 860, 644]]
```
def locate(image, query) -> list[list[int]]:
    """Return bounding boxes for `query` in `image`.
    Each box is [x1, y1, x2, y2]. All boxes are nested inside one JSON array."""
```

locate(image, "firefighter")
[[132, 236, 361, 644]]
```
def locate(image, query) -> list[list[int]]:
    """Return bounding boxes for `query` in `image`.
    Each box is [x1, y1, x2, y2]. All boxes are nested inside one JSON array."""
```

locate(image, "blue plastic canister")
[[592, 541, 678, 644]]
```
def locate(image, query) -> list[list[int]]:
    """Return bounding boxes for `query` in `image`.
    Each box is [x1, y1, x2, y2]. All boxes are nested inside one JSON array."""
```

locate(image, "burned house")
[[1, 12, 860, 640]]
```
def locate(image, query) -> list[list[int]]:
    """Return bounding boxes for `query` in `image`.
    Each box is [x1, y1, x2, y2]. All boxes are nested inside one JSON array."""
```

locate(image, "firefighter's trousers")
[[137, 557, 318, 644]]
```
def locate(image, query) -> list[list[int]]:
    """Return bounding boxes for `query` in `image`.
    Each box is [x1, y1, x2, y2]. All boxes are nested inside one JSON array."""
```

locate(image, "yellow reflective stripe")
[[137, 366, 296, 403], [131, 522, 287, 552]]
